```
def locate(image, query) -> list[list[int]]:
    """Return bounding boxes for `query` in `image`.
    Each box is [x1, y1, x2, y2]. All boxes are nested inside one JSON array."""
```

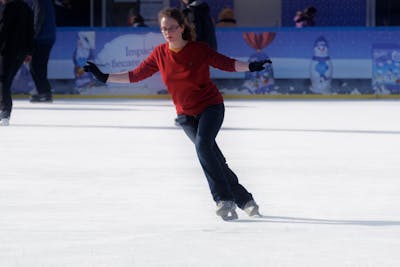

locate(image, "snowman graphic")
[[73, 32, 96, 90], [242, 32, 276, 94], [309, 36, 333, 94], [372, 45, 400, 94]]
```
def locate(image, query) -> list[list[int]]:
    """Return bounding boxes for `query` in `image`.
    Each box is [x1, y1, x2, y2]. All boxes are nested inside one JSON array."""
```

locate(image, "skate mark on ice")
[[10, 124, 400, 135], [232, 215, 400, 226]]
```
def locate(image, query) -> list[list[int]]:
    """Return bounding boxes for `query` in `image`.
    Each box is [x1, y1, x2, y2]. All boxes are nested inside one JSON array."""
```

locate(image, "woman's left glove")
[[249, 59, 272, 72], [83, 61, 109, 83]]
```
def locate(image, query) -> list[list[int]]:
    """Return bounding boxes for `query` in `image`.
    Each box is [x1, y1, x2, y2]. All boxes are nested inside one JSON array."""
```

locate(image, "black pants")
[[0, 54, 25, 114], [176, 103, 254, 208], [30, 41, 53, 95]]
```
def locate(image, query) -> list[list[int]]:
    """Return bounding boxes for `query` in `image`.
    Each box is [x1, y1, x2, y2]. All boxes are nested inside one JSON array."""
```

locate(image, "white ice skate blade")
[[248, 211, 263, 218], [244, 206, 262, 217]]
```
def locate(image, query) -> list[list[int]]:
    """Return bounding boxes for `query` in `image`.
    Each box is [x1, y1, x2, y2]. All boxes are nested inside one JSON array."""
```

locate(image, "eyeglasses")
[[160, 25, 180, 33]]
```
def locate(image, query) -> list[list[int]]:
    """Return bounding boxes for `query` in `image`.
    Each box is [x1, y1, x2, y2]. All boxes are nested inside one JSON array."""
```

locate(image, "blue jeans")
[[176, 103, 253, 208]]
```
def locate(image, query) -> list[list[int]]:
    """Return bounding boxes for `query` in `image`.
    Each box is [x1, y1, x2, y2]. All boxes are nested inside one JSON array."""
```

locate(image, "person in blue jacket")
[[29, 0, 56, 103]]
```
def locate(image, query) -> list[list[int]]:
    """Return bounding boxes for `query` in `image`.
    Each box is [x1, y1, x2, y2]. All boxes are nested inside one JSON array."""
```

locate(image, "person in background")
[[128, 14, 148, 27], [71, 0, 90, 26], [24, 0, 33, 7], [216, 7, 236, 27], [0, 0, 34, 126], [181, 0, 217, 50], [29, 0, 56, 103], [294, 6, 317, 28], [54, 0, 73, 26], [83, 8, 270, 221]]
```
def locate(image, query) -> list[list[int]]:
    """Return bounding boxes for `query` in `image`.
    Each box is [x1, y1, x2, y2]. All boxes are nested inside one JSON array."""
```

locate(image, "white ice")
[[1, 99, 400, 267]]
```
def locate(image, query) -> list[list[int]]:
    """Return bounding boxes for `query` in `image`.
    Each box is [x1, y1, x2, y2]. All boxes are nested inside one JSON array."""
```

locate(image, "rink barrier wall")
[[11, 26, 400, 98], [13, 94, 400, 100]]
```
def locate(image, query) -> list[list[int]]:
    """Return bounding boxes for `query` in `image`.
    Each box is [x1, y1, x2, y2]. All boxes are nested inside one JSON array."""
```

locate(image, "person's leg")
[[1, 54, 25, 119], [213, 144, 254, 209], [30, 42, 53, 100], [178, 104, 234, 203], [178, 104, 260, 217]]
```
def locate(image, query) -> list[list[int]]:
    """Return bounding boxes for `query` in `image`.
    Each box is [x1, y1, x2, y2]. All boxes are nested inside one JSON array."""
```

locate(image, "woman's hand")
[[83, 61, 109, 83], [248, 59, 272, 72]]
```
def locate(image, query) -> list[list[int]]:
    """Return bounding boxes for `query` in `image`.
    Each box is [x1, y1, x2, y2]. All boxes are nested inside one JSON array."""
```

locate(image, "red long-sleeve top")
[[128, 41, 236, 116]]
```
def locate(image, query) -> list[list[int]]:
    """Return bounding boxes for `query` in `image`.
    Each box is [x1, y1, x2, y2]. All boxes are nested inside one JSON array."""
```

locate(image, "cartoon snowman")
[[73, 32, 95, 90], [242, 32, 276, 94], [309, 36, 333, 94], [244, 53, 274, 94]]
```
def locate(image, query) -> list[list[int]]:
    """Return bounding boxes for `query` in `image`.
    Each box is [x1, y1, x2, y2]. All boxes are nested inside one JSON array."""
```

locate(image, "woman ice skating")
[[84, 8, 270, 221]]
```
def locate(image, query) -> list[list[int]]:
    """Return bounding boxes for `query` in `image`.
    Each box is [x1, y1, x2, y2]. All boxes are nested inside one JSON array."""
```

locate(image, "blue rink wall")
[[12, 27, 400, 98]]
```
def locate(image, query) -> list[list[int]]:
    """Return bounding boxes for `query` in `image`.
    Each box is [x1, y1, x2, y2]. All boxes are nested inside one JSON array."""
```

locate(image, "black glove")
[[248, 59, 272, 72], [83, 61, 109, 83]]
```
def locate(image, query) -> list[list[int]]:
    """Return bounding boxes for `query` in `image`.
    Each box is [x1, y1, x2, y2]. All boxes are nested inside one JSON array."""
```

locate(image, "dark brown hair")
[[158, 8, 196, 41]]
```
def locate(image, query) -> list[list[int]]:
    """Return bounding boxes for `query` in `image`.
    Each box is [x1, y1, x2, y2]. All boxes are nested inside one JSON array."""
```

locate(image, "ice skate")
[[30, 93, 53, 103], [0, 111, 10, 126], [243, 200, 262, 217], [0, 118, 10, 126], [216, 200, 238, 221]]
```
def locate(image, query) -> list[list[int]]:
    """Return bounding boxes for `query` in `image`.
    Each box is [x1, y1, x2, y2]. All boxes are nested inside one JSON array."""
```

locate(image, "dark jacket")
[[33, 0, 56, 44], [0, 0, 34, 56], [183, 0, 217, 50]]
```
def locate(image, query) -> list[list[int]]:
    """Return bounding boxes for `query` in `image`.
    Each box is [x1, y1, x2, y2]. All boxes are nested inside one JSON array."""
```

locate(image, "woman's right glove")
[[249, 59, 272, 72], [83, 61, 109, 83]]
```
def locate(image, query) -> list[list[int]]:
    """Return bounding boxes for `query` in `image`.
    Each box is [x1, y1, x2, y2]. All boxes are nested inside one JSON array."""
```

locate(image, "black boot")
[[30, 92, 53, 103]]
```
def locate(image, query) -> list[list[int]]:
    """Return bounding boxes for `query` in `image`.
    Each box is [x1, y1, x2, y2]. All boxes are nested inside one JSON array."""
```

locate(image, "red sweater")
[[128, 42, 236, 116]]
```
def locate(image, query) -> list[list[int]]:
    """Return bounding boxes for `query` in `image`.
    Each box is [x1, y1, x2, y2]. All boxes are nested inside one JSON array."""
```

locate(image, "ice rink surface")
[[1, 99, 400, 267]]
